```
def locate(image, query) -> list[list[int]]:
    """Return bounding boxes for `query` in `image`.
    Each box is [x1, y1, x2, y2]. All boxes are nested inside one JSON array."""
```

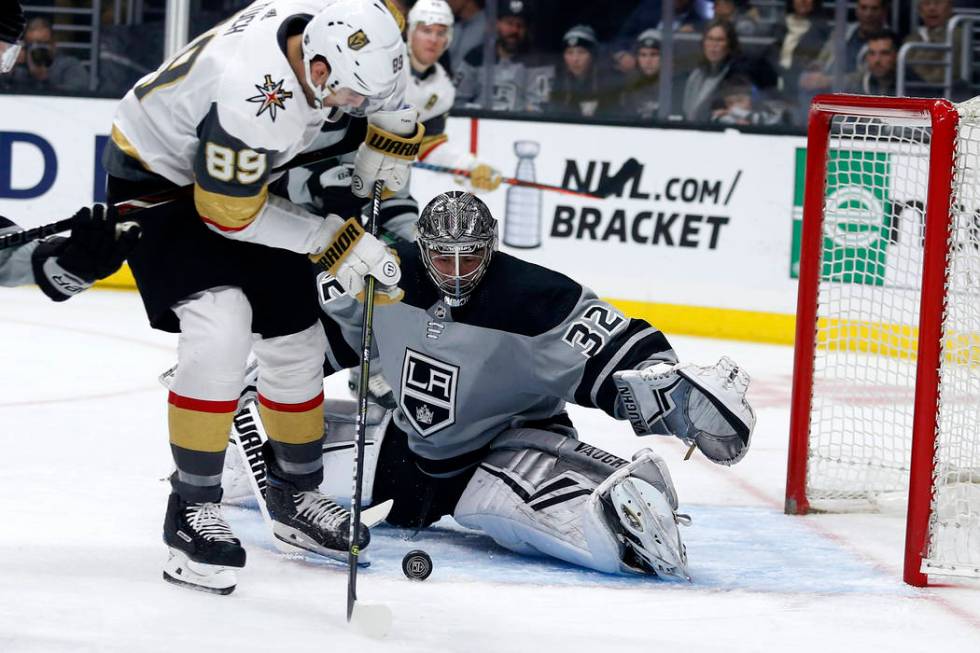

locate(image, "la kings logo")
[[400, 349, 458, 437]]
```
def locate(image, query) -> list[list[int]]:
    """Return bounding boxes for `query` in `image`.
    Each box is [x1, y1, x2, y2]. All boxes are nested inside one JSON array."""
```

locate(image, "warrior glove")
[[352, 106, 424, 198], [310, 217, 403, 304]]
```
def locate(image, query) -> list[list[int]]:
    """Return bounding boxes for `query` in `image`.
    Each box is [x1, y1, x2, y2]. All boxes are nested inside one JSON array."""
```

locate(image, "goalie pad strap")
[[364, 122, 425, 161]]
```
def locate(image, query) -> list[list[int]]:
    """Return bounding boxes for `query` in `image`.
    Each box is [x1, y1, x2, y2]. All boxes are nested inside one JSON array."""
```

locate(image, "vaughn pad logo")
[[400, 349, 458, 437]]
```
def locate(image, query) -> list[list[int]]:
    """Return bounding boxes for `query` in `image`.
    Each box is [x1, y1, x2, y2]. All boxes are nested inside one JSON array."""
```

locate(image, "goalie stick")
[[0, 147, 343, 251], [412, 157, 643, 200]]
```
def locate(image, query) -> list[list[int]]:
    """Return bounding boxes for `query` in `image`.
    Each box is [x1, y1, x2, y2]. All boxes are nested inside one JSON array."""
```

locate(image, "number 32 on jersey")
[[562, 306, 626, 357]]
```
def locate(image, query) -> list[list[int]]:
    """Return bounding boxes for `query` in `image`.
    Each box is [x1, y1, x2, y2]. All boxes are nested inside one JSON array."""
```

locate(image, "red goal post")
[[785, 94, 980, 587]]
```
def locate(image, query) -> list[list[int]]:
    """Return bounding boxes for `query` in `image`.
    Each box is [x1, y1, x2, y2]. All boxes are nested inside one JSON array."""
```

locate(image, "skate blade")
[[350, 602, 392, 639], [163, 549, 238, 594], [272, 527, 371, 567]]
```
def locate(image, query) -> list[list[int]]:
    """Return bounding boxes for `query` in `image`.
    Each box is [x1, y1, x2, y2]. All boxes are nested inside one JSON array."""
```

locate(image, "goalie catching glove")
[[613, 357, 755, 466], [310, 216, 403, 304], [352, 106, 425, 198]]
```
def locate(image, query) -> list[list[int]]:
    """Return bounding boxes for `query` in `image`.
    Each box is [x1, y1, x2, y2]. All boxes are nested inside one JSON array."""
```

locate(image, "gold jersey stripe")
[[194, 184, 267, 231], [110, 124, 151, 170], [258, 403, 324, 445], [168, 404, 237, 452]]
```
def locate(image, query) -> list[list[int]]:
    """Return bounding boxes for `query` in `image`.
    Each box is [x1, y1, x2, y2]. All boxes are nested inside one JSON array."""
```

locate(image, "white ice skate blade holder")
[[163, 548, 238, 595], [350, 602, 393, 639]]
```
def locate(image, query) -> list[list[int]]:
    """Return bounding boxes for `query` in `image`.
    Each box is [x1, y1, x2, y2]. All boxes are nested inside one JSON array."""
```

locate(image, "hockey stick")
[[0, 147, 341, 251], [412, 158, 643, 200], [346, 178, 392, 636]]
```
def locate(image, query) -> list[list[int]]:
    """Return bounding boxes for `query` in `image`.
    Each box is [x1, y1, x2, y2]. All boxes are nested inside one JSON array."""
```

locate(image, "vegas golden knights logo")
[[348, 29, 369, 50]]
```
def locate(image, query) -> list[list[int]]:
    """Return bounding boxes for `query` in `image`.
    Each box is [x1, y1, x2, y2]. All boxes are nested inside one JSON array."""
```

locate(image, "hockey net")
[[786, 94, 980, 586]]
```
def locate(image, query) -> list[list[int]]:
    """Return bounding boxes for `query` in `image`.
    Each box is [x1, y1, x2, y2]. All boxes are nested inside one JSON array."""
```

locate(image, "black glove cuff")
[[32, 237, 92, 302]]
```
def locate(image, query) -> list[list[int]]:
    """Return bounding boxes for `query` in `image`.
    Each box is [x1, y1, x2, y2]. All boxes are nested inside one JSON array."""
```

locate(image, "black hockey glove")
[[32, 204, 141, 301], [0, 1, 26, 43]]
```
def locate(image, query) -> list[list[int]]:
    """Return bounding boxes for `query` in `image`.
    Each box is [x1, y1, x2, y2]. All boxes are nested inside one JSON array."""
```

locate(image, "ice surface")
[[1, 286, 978, 652]]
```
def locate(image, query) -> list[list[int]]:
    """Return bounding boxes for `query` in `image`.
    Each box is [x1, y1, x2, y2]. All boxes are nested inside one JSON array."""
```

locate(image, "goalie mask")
[[302, 0, 407, 120], [417, 191, 498, 307]]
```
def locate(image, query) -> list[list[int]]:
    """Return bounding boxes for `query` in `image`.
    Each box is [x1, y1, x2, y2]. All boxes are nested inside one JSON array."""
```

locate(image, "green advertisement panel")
[[790, 147, 891, 285]]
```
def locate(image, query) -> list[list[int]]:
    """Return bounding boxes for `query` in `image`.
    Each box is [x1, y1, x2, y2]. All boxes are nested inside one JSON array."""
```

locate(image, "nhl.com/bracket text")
[[550, 158, 742, 249]]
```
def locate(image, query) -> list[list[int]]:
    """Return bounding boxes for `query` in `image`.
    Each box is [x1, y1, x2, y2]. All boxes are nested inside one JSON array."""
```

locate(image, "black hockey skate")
[[163, 492, 246, 595], [265, 472, 370, 563]]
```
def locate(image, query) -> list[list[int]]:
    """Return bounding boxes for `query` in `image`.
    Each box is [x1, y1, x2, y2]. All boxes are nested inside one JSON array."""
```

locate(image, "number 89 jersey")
[[107, 0, 404, 233]]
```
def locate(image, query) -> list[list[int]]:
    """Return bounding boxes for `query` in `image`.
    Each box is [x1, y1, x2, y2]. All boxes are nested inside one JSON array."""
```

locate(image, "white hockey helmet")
[[408, 0, 454, 49], [302, 0, 406, 118]]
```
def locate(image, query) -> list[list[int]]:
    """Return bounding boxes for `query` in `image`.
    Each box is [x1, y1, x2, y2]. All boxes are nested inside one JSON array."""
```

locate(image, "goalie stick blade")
[[349, 602, 392, 639]]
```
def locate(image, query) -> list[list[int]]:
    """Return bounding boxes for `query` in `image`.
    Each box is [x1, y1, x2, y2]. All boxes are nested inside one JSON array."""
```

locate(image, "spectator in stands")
[[619, 29, 664, 120], [682, 19, 754, 122], [904, 0, 964, 88], [453, 0, 555, 112], [769, 0, 831, 107], [446, 0, 486, 73], [710, 74, 791, 125], [844, 29, 901, 95], [713, 0, 769, 38], [799, 0, 889, 91], [548, 24, 618, 119], [0, 16, 86, 93], [610, 0, 711, 74]]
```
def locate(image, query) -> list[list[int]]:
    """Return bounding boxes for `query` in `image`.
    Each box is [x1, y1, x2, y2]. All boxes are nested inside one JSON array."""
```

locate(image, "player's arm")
[[417, 110, 501, 193], [0, 1, 25, 74], [1, 207, 140, 301], [539, 286, 755, 465], [193, 106, 401, 300]]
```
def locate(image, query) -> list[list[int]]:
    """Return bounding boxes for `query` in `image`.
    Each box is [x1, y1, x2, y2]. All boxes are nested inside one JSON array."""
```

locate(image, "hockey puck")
[[401, 550, 432, 581]]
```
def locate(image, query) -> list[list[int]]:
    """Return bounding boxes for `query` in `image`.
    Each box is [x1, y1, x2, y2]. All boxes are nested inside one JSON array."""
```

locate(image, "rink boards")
[[0, 94, 845, 343]]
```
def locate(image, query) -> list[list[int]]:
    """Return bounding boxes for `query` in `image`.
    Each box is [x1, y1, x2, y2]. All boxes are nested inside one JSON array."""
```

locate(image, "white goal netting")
[[805, 98, 980, 578]]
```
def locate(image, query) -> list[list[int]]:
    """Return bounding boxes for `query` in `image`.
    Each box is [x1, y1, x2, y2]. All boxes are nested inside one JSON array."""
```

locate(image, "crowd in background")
[[0, 0, 977, 129]]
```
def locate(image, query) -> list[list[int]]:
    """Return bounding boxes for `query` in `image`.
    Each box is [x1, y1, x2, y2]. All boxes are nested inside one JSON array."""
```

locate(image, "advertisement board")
[[0, 95, 808, 342]]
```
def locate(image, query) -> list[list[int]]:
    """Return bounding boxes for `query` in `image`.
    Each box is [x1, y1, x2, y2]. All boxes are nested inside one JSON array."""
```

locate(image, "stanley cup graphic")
[[503, 140, 543, 248]]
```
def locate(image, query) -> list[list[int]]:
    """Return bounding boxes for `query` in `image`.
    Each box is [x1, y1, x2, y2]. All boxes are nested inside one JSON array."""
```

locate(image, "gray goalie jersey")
[[318, 242, 677, 461]]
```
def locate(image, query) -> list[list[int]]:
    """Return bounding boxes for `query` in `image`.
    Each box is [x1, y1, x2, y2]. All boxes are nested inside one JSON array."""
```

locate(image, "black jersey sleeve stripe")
[[573, 320, 675, 414], [319, 313, 359, 375]]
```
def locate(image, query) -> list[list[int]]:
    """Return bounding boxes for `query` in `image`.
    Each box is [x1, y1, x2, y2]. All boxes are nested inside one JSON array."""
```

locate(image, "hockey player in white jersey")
[[0, 206, 139, 299], [282, 191, 755, 579], [287, 0, 501, 242], [102, 0, 423, 594]]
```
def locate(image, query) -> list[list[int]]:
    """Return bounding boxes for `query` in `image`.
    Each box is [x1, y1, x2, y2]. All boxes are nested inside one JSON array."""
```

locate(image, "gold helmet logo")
[[348, 29, 369, 50]]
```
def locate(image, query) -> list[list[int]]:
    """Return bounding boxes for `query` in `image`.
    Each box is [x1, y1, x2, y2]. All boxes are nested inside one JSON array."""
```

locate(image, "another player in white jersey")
[[102, 0, 423, 594], [286, 0, 501, 242], [227, 192, 756, 579], [380, 0, 501, 239]]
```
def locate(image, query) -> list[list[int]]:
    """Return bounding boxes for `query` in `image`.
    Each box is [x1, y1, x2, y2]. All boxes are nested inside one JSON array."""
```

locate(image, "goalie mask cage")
[[786, 94, 980, 587]]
